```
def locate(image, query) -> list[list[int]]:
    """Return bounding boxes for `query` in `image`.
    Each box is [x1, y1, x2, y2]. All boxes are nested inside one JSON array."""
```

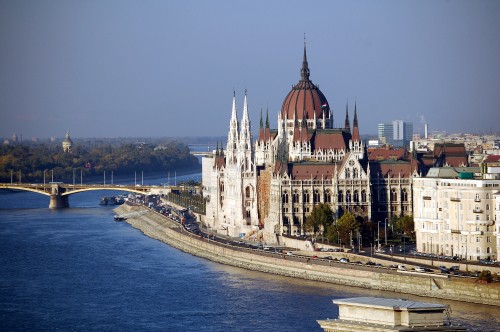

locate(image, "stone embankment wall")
[[115, 204, 500, 307]]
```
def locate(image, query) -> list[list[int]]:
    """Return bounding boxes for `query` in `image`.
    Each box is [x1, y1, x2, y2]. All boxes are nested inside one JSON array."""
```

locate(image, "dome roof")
[[63, 130, 72, 144], [281, 46, 330, 120]]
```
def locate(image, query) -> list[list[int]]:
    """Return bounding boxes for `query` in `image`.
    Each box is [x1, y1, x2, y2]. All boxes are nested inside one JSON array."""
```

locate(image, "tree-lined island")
[[0, 138, 200, 183]]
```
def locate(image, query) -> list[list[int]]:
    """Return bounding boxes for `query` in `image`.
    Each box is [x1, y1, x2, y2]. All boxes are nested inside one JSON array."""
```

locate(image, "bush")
[[478, 270, 493, 283]]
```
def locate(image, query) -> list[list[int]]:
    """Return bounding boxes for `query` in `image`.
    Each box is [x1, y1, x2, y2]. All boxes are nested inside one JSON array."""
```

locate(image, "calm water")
[[0, 184, 499, 331]]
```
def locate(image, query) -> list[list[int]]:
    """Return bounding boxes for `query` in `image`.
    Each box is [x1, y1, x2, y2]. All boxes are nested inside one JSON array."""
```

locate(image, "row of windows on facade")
[[421, 223, 495, 234], [282, 188, 409, 204], [422, 243, 494, 255]]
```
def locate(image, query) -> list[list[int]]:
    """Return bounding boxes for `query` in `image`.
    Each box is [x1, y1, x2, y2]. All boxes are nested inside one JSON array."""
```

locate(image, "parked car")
[[339, 258, 349, 263], [414, 266, 426, 272], [286, 251, 294, 256], [397, 265, 406, 271]]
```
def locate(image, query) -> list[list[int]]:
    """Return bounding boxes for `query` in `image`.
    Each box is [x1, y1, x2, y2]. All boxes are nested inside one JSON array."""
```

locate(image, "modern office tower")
[[378, 120, 413, 147]]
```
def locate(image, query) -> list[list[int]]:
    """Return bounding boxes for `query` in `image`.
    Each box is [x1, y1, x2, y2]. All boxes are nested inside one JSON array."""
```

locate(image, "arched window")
[[361, 190, 367, 203], [391, 188, 397, 201], [303, 191, 310, 204], [219, 182, 224, 192], [282, 191, 289, 204], [283, 216, 289, 225], [314, 190, 321, 204], [346, 190, 351, 203], [354, 190, 359, 203], [324, 190, 331, 203], [245, 186, 251, 198], [402, 189, 408, 202], [292, 190, 299, 204], [345, 168, 350, 179], [353, 168, 358, 179], [338, 190, 344, 203], [486, 204, 490, 211]]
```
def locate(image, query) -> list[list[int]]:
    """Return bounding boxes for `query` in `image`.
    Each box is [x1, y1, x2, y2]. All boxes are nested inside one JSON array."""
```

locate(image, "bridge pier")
[[49, 184, 69, 209], [49, 194, 69, 208]]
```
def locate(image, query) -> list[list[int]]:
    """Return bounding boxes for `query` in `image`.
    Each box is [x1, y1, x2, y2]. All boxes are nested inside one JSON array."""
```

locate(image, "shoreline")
[[115, 204, 500, 307]]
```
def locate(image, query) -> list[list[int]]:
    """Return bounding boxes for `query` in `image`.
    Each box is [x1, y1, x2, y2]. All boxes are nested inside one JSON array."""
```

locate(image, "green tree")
[[305, 203, 334, 235], [394, 215, 415, 240], [327, 211, 360, 246]]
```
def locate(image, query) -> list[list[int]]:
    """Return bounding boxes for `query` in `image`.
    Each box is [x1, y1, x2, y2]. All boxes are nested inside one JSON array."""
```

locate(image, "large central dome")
[[280, 46, 330, 122]]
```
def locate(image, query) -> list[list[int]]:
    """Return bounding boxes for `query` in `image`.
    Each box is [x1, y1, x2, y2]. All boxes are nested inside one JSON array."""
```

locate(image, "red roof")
[[369, 161, 415, 178], [484, 155, 500, 163], [289, 163, 338, 180], [368, 148, 405, 161], [312, 130, 349, 151]]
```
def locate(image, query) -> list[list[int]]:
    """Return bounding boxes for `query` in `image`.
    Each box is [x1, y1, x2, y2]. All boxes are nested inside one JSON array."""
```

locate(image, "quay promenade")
[[115, 203, 500, 307]]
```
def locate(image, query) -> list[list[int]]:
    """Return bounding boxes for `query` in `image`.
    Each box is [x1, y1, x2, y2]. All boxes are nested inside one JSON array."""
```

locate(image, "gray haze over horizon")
[[1, 0, 499, 140]]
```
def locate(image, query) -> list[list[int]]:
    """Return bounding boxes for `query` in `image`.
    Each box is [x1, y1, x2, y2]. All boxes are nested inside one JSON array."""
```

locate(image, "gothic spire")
[[300, 35, 310, 81], [353, 101, 358, 127], [259, 108, 263, 129], [352, 101, 360, 142], [231, 90, 237, 123], [265, 107, 270, 129], [344, 101, 350, 132]]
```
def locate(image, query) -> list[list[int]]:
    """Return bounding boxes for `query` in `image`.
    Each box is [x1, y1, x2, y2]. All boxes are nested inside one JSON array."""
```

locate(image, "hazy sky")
[[1, 0, 499, 139]]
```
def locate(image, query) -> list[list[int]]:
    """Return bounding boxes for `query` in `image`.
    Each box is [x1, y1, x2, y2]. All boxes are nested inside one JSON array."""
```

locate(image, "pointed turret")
[[241, 89, 251, 141], [344, 102, 350, 133], [259, 109, 263, 129], [352, 102, 360, 142], [265, 108, 270, 129], [226, 91, 239, 164]]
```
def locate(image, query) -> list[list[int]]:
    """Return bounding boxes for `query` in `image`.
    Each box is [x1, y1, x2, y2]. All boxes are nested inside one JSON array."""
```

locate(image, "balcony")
[[423, 196, 432, 200], [450, 197, 460, 202], [473, 208, 483, 213], [474, 198, 481, 202]]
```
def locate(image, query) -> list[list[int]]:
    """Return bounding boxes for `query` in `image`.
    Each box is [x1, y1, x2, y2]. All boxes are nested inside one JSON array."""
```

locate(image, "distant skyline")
[[1, 0, 499, 139]]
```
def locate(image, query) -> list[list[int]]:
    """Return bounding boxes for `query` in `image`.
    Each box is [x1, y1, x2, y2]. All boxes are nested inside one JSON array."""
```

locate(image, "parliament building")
[[202, 45, 417, 242]]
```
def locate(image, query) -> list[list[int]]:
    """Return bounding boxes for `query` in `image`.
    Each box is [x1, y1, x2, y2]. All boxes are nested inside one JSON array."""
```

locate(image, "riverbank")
[[115, 204, 500, 307]]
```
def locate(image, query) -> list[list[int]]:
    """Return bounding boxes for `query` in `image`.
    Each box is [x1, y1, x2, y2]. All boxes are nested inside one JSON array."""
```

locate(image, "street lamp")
[[377, 221, 381, 250], [384, 218, 388, 246]]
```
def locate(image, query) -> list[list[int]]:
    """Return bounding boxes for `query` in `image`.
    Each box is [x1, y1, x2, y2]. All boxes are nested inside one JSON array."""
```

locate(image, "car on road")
[[397, 265, 406, 271], [414, 266, 426, 272], [339, 258, 349, 263], [286, 251, 294, 256]]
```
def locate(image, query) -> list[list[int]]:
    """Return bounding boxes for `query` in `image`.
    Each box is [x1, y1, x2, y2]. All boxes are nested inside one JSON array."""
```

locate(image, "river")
[[0, 175, 498, 331]]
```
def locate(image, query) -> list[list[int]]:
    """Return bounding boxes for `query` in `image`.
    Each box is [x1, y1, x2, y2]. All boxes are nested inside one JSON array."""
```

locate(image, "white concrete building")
[[317, 297, 467, 331], [413, 159, 500, 261]]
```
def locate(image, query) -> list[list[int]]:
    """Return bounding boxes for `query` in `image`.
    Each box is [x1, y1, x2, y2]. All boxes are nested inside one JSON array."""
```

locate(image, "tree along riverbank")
[[115, 204, 500, 307], [0, 140, 199, 183]]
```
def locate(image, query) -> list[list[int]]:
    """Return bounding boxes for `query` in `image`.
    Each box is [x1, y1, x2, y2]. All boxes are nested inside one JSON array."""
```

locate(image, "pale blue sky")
[[1, 0, 499, 139]]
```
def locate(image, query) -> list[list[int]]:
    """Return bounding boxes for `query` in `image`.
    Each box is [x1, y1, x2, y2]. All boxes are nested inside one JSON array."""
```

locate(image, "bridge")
[[0, 183, 174, 208]]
